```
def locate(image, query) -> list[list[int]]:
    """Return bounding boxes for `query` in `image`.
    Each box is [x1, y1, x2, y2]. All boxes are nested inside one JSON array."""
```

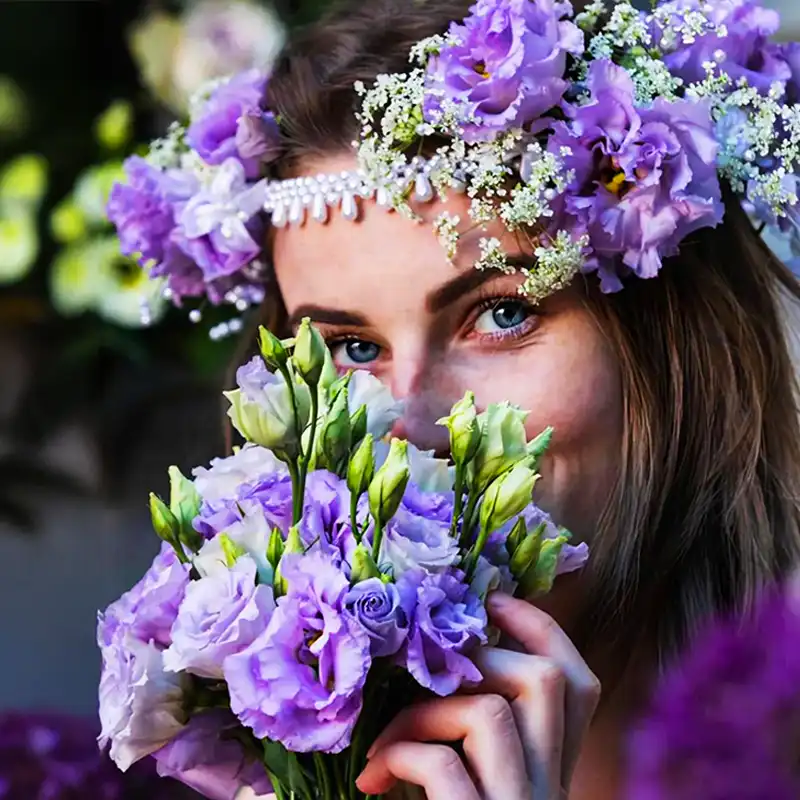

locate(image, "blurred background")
[[0, 0, 798, 797]]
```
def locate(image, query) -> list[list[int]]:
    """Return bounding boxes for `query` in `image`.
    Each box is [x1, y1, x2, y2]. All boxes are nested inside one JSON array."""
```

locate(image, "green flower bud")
[[318, 348, 339, 396], [267, 527, 284, 570], [505, 516, 527, 559], [168, 466, 202, 552], [350, 544, 381, 583], [479, 461, 539, 536], [149, 492, 179, 544], [509, 522, 546, 579], [350, 404, 368, 446], [437, 391, 480, 467], [469, 402, 529, 495], [368, 439, 410, 526], [219, 533, 246, 568], [319, 384, 352, 474], [274, 525, 305, 596], [517, 532, 569, 598], [258, 326, 289, 371], [293, 318, 328, 387], [347, 433, 376, 499]]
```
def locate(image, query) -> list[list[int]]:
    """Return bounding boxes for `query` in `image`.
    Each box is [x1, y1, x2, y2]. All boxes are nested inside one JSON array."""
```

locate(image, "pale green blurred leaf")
[[94, 100, 134, 151], [50, 199, 88, 244], [0, 210, 39, 284], [0, 75, 29, 140], [0, 154, 48, 210], [73, 161, 125, 223]]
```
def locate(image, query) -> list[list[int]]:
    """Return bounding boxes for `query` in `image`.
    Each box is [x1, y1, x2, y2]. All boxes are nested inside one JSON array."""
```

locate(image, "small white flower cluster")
[[433, 212, 461, 261], [689, 64, 800, 221], [587, 1, 650, 60], [651, 0, 728, 52], [476, 237, 513, 274], [146, 122, 189, 170], [522, 231, 590, 300]]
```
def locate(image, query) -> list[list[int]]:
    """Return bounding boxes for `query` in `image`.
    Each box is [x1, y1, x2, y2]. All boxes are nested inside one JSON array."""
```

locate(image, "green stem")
[[288, 460, 303, 525], [350, 491, 362, 544], [465, 520, 490, 582], [313, 753, 333, 800], [449, 466, 465, 542], [267, 771, 287, 800], [459, 492, 480, 550], [332, 757, 348, 800], [371, 518, 384, 562], [301, 389, 320, 484]]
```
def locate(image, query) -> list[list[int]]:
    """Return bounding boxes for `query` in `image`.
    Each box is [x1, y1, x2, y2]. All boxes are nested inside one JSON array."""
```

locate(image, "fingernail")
[[366, 741, 378, 759], [487, 591, 512, 610]]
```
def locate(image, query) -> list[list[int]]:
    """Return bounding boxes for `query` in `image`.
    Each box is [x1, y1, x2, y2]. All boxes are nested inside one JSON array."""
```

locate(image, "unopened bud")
[[267, 527, 284, 570], [517, 532, 569, 598], [526, 426, 553, 466], [350, 544, 381, 583], [219, 534, 246, 568], [368, 439, 410, 526], [479, 461, 539, 536], [347, 433, 376, 499], [509, 522, 546, 579], [505, 516, 527, 559], [168, 466, 202, 552], [293, 318, 328, 387], [469, 402, 529, 495], [437, 391, 480, 467], [350, 404, 368, 446], [319, 384, 352, 473], [150, 492, 179, 545], [258, 325, 289, 371]]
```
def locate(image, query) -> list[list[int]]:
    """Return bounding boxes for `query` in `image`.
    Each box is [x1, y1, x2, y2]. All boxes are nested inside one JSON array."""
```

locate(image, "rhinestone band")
[[262, 155, 458, 227]]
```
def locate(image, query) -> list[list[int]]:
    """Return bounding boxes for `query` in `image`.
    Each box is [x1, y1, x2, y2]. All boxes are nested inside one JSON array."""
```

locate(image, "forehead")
[[271, 154, 525, 313]]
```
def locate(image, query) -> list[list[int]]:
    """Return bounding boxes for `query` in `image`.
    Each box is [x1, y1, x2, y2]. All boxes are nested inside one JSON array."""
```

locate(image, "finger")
[[356, 742, 481, 800], [487, 594, 601, 787], [365, 694, 529, 800], [472, 647, 565, 799]]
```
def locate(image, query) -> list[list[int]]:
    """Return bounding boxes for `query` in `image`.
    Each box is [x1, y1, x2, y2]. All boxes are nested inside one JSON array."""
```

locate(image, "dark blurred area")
[[0, 1, 320, 796]]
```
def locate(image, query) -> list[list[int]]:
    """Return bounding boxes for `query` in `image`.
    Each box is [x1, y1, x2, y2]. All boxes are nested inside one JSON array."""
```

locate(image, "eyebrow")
[[287, 305, 368, 328], [425, 256, 531, 313]]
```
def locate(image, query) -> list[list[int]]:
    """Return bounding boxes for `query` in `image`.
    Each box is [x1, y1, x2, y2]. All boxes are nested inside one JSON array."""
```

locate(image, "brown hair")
[[261, 0, 800, 661]]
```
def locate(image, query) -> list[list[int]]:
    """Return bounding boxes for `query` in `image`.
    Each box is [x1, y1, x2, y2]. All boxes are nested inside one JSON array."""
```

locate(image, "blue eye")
[[474, 299, 532, 334], [331, 339, 381, 367]]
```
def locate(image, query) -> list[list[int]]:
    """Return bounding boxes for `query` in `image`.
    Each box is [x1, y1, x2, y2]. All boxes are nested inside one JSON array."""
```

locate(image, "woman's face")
[[273, 154, 622, 546]]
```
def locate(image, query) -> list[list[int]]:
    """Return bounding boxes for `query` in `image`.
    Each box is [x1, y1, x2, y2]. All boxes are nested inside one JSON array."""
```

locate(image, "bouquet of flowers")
[[96, 320, 587, 799]]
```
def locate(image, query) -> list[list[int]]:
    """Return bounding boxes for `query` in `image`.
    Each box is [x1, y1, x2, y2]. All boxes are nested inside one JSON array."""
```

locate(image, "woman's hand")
[[355, 593, 601, 800]]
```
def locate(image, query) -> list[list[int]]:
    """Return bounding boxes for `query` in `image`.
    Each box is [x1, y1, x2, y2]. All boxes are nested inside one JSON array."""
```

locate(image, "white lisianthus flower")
[[192, 443, 285, 504], [98, 634, 189, 771], [348, 370, 405, 439], [224, 356, 310, 454]]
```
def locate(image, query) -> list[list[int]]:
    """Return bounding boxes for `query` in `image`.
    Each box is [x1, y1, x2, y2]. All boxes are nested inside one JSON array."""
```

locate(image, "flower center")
[[473, 61, 490, 79], [603, 170, 629, 196]]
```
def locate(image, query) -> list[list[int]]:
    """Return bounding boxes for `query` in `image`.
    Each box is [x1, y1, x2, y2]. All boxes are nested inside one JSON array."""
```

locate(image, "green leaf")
[[287, 752, 313, 799], [94, 100, 133, 151], [262, 739, 291, 788]]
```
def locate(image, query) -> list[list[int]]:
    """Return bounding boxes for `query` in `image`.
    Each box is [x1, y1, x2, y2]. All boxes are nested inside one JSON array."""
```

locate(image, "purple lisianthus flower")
[[235, 110, 281, 163], [659, 0, 791, 95], [98, 543, 190, 651], [548, 59, 723, 292], [225, 552, 371, 753], [343, 578, 413, 657], [163, 555, 276, 679], [153, 710, 272, 800], [399, 569, 487, 696], [106, 156, 191, 266], [176, 159, 266, 281], [625, 577, 800, 799], [98, 634, 189, 771], [187, 69, 269, 178], [424, 0, 583, 141]]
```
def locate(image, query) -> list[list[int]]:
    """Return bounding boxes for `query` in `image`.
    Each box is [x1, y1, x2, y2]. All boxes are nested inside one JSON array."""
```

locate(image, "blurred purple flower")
[[398, 569, 487, 696], [153, 710, 272, 800], [0, 711, 181, 800], [187, 69, 270, 178], [225, 552, 371, 753], [626, 578, 800, 800], [424, 0, 582, 141], [164, 555, 276, 679], [659, 0, 791, 95], [548, 59, 723, 292], [235, 111, 281, 163]]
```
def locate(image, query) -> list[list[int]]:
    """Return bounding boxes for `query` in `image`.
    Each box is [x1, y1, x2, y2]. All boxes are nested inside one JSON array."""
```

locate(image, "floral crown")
[[108, 0, 800, 331]]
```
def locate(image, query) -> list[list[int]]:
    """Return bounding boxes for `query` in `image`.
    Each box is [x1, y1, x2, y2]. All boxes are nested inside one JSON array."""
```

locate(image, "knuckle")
[[534, 660, 566, 694], [430, 744, 463, 774], [475, 693, 515, 730]]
